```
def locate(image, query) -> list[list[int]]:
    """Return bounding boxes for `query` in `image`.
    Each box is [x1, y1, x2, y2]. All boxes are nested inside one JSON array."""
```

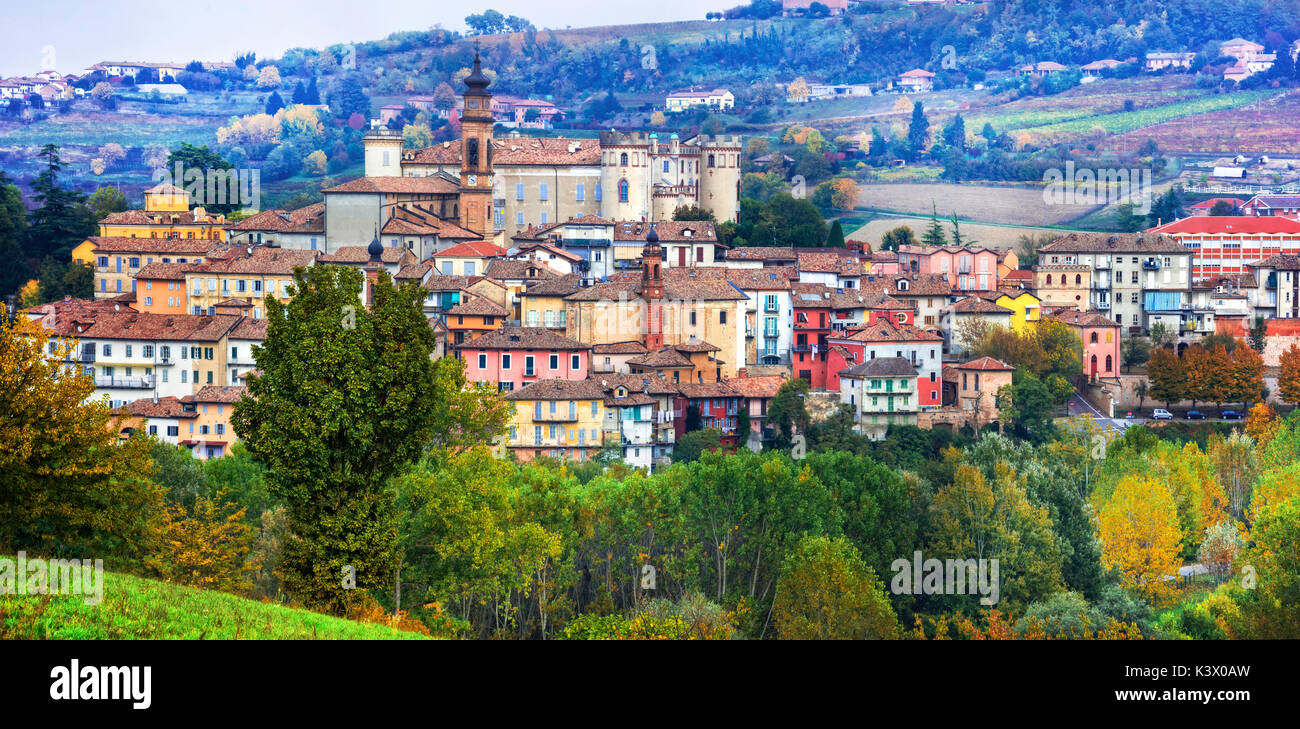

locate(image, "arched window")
[[1105, 354, 1113, 372], [1075, 274, 1082, 285], [618, 179, 629, 203], [620, 152, 629, 166], [1090, 332, 1098, 343], [707, 154, 716, 168], [1046, 274, 1053, 285]]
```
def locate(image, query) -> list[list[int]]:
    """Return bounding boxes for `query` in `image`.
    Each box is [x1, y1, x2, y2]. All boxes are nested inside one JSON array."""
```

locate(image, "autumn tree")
[[1181, 344, 1212, 407], [1097, 474, 1183, 606], [772, 535, 900, 639], [1226, 342, 1263, 408], [1278, 343, 1300, 405], [232, 264, 441, 613], [1146, 347, 1185, 408], [0, 309, 163, 563], [144, 497, 253, 592]]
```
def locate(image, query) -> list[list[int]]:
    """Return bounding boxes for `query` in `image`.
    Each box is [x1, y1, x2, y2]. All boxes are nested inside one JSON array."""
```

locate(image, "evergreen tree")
[[922, 202, 947, 246], [305, 76, 321, 105], [0, 172, 29, 299], [26, 145, 95, 260], [826, 219, 845, 248], [265, 90, 285, 115], [907, 101, 929, 161], [292, 80, 306, 104]]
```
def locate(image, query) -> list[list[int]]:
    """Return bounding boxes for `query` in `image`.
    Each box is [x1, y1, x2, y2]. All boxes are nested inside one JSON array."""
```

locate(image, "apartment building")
[[1146, 216, 1300, 277], [838, 357, 920, 440], [457, 326, 591, 392], [1036, 232, 1192, 333], [183, 247, 319, 317]]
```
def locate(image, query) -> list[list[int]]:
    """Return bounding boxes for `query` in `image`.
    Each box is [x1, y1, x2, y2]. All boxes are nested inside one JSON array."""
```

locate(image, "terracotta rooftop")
[[836, 318, 944, 343], [724, 246, 797, 261], [841, 356, 917, 378], [189, 247, 317, 275], [1038, 232, 1188, 254], [1050, 309, 1122, 328], [192, 385, 248, 403], [592, 340, 650, 355], [134, 262, 195, 280], [726, 374, 786, 399], [406, 137, 602, 167], [318, 246, 409, 265], [503, 378, 609, 401], [87, 236, 221, 255], [954, 356, 1014, 371], [435, 240, 507, 258], [114, 396, 197, 419], [457, 326, 589, 351], [323, 176, 462, 195], [946, 297, 1014, 314], [227, 203, 325, 233], [446, 294, 509, 318]]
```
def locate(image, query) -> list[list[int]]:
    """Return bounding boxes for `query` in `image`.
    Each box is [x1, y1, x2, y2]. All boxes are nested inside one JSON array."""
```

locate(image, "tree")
[[879, 225, 915, 252], [265, 90, 285, 115], [829, 177, 858, 212], [144, 497, 253, 592], [1148, 321, 1174, 349], [1249, 315, 1267, 353], [88, 186, 127, 223], [231, 264, 440, 613], [166, 144, 237, 214], [432, 82, 456, 111], [1279, 343, 1300, 405], [773, 535, 900, 639], [0, 309, 162, 563], [825, 219, 846, 248], [1182, 344, 1213, 407], [1134, 379, 1149, 415], [256, 65, 281, 90], [767, 378, 810, 450], [1146, 347, 1185, 408], [1097, 474, 1183, 606], [27, 145, 96, 260], [329, 75, 370, 120], [0, 172, 30, 298], [907, 100, 929, 161], [1227, 343, 1264, 408], [671, 429, 722, 463], [1121, 336, 1150, 373], [1236, 494, 1300, 638], [922, 202, 947, 246]]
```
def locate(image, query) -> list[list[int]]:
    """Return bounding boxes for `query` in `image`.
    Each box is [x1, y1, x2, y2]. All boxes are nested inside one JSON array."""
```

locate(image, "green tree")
[[1249, 316, 1267, 353], [907, 100, 929, 161], [671, 429, 722, 463], [922, 202, 947, 246], [879, 225, 915, 252], [767, 377, 810, 450], [825, 219, 845, 248], [232, 264, 440, 613], [27, 145, 96, 260], [88, 186, 127, 225], [0, 172, 32, 298], [773, 535, 900, 639]]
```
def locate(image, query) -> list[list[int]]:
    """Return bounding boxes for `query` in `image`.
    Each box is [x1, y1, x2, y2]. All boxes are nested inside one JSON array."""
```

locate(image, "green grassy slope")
[[0, 570, 428, 640]]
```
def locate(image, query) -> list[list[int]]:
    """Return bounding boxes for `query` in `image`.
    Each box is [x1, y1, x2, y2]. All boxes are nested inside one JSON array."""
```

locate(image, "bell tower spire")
[[458, 47, 495, 237]]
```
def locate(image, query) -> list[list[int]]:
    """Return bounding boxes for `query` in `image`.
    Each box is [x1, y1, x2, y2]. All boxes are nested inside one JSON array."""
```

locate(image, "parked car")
[[1220, 410, 1243, 421], [1186, 410, 1206, 420], [1151, 408, 1173, 420]]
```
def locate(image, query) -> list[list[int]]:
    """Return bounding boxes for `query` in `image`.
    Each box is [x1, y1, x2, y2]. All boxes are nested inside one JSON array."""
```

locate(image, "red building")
[[1146, 216, 1300, 277], [791, 283, 833, 389], [825, 318, 944, 407]]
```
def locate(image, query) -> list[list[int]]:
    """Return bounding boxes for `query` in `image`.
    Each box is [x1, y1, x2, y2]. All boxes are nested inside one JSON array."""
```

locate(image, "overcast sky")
[[2, 0, 725, 77]]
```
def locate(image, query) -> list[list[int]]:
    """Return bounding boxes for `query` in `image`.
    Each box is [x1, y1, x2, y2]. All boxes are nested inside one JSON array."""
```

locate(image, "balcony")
[[1142, 259, 1161, 270], [95, 375, 156, 389], [67, 349, 96, 363], [534, 410, 578, 423], [1266, 274, 1278, 290], [1095, 258, 1110, 269]]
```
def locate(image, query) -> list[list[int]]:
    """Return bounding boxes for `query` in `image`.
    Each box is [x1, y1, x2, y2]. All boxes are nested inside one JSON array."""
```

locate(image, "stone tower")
[[458, 50, 495, 237], [642, 225, 664, 351]]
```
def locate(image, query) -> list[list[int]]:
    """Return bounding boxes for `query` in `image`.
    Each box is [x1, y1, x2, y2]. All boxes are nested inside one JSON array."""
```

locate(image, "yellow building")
[[184, 385, 246, 459], [94, 183, 229, 242], [989, 289, 1042, 334], [502, 379, 609, 462], [521, 274, 582, 330], [1033, 264, 1091, 312], [85, 237, 222, 299], [184, 248, 317, 317]]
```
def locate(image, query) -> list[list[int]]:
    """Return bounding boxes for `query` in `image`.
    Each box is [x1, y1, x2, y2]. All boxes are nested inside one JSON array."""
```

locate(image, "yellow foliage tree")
[[1098, 474, 1184, 606], [144, 497, 253, 592], [786, 77, 810, 103], [830, 177, 859, 211], [256, 65, 281, 90], [302, 150, 328, 176], [0, 308, 163, 560]]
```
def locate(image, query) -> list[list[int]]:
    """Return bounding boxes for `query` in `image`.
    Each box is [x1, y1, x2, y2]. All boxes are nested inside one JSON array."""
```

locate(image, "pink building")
[[1051, 310, 1122, 380], [896, 244, 1003, 292], [457, 327, 591, 392]]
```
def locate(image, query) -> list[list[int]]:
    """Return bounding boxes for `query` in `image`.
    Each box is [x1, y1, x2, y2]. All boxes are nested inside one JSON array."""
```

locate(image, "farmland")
[[847, 216, 1071, 250], [1011, 89, 1277, 146], [854, 182, 1096, 226], [1102, 90, 1300, 156], [0, 570, 430, 640]]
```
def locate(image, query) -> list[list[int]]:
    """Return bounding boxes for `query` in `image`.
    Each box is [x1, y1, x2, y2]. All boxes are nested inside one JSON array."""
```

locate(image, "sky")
[[1, 0, 726, 77]]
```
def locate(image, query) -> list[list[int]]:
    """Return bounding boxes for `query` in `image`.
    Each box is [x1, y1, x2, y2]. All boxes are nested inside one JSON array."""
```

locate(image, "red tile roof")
[[435, 240, 507, 258], [1147, 216, 1300, 235], [323, 176, 462, 195], [954, 356, 1014, 371]]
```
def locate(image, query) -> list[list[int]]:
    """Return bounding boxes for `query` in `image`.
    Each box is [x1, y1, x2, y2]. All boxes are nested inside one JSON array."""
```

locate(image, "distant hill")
[[290, 0, 1300, 107], [0, 570, 429, 639]]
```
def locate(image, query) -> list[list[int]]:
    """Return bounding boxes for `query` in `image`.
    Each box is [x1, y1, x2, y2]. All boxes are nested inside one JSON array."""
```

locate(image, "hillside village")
[[18, 49, 1300, 470]]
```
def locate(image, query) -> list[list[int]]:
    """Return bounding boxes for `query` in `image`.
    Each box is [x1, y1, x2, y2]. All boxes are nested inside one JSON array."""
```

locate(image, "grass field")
[[1014, 90, 1276, 144], [854, 182, 1096, 226], [846, 216, 1071, 250], [0, 570, 430, 640]]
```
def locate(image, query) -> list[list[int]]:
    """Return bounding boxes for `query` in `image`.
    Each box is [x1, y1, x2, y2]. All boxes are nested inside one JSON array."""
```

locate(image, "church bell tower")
[[458, 50, 495, 237]]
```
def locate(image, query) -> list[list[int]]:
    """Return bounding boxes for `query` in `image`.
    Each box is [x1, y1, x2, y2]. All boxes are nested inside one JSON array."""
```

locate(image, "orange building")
[[133, 262, 193, 314]]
